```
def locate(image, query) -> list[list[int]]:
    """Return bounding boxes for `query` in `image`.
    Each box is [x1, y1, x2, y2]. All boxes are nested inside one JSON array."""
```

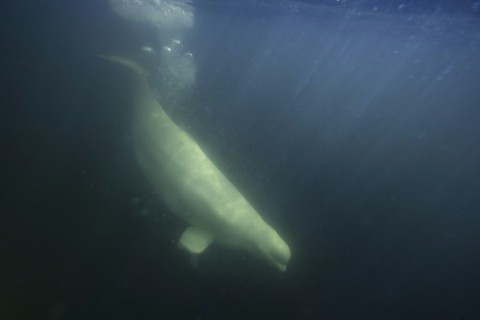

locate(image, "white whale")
[[101, 56, 291, 271]]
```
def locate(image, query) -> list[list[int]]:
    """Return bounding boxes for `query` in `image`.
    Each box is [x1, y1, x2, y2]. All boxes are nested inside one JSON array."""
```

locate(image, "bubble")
[[109, 0, 194, 30]]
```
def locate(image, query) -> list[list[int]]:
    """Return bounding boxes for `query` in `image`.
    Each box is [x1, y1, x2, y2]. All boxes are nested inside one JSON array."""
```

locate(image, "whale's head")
[[256, 229, 291, 272]]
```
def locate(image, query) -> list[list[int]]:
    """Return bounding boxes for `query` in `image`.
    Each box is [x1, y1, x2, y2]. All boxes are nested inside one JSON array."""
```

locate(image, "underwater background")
[[1, 0, 480, 319]]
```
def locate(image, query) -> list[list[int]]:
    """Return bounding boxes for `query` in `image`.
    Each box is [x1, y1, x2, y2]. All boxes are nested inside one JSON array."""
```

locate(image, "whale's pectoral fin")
[[179, 227, 214, 254]]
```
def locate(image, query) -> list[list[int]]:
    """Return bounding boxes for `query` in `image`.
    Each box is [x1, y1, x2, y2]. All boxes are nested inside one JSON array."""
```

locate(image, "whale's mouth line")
[[267, 253, 288, 272], [272, 260, 287, 272]]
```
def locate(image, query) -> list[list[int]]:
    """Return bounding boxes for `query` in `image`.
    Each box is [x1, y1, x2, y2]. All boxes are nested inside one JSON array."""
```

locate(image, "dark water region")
[[1, 1, 480, 319]]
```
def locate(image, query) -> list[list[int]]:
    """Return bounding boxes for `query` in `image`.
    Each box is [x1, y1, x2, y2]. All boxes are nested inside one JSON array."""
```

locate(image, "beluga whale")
[[101, 55, 291, 271]]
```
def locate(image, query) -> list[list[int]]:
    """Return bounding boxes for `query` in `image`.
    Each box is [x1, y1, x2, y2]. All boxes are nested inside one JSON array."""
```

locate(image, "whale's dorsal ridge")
[[179, 226, 214, 254]]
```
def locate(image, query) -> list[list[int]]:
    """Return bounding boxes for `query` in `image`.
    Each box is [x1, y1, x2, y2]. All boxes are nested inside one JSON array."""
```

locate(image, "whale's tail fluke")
[[99, 55, 152, 93], [99, 55, 148, 78]]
